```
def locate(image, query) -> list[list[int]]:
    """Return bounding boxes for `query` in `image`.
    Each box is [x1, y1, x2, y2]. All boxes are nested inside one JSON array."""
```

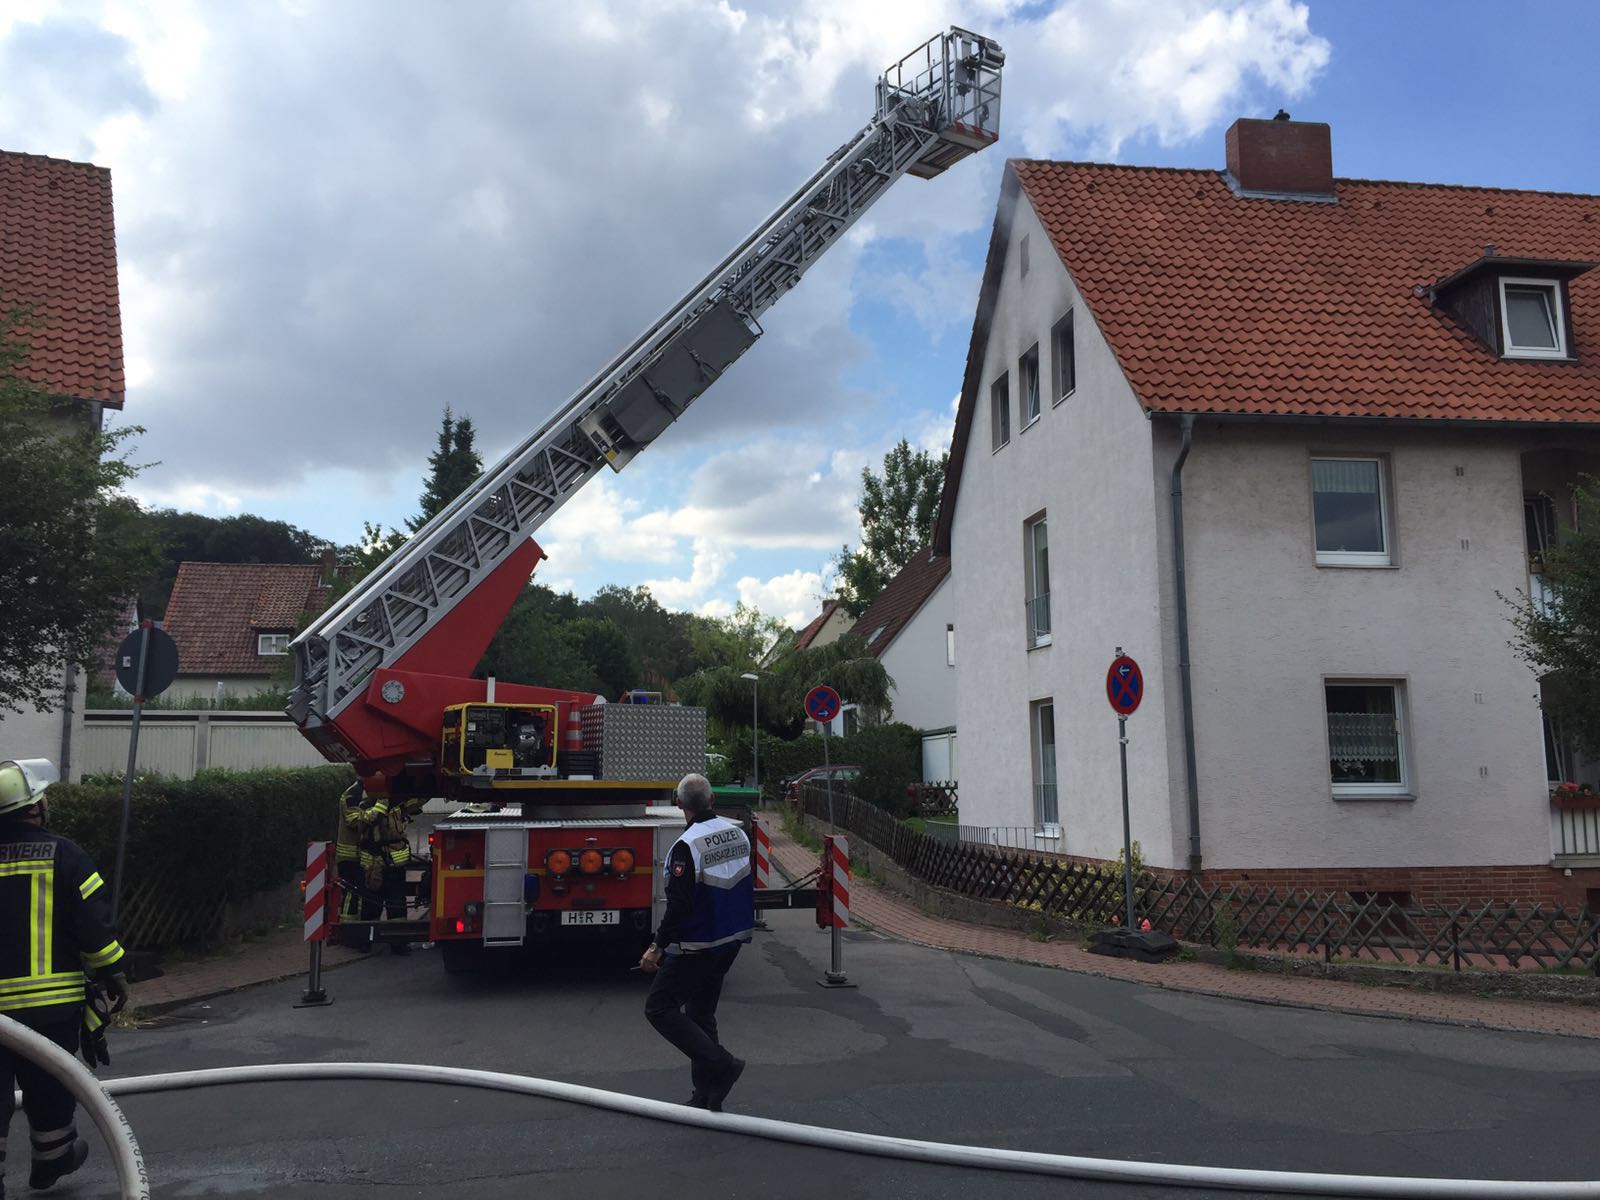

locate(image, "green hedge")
[[730, 722, 922, 815], [46, 766, 354, 941]]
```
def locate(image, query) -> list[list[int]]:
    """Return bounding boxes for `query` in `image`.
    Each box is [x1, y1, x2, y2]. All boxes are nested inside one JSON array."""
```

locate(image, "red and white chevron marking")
[[303, 840, 331, 943], [830, 835, 849, 929], [753, 822, 771, 889]]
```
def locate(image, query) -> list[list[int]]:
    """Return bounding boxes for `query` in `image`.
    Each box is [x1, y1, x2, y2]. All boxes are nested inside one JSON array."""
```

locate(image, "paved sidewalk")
[[760, 815, 1600, 1040], [127, 927, 368, 1015]]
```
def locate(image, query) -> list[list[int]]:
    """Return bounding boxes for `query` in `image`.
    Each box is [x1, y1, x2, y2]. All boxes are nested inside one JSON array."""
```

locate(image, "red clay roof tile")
[[0, 150, 124, 406], [164, 563, 330, 677], [848, 551, 950, 658]]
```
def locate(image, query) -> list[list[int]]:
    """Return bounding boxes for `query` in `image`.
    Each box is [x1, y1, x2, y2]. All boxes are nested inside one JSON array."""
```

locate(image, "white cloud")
[[737, 569, 824, 628]]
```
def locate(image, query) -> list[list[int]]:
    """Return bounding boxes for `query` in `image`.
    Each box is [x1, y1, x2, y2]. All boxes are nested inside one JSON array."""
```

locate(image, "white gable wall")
[[877, 574, 955, 733], [951, 194, 1176, 864]]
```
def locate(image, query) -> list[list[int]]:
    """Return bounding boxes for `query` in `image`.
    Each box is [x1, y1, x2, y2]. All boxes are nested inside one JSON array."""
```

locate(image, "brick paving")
[[126, 927, 368, 1015], [760, 815, 1600, 1041]]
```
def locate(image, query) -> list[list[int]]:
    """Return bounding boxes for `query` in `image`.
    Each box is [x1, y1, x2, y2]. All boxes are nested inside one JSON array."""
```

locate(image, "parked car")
[[782, 763, 862, 805]]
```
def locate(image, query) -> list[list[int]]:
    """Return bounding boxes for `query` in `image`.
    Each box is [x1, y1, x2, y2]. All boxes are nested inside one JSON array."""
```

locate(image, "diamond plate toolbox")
[[580, 704, 707, 781]]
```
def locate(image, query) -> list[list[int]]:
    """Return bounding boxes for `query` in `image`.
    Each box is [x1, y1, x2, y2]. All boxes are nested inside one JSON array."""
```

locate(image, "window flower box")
[[1551, 782, 1600, 811]]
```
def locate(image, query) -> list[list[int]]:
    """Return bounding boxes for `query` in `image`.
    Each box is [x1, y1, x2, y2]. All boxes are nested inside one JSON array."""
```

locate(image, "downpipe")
[[12, 1053, 1596, 1199]]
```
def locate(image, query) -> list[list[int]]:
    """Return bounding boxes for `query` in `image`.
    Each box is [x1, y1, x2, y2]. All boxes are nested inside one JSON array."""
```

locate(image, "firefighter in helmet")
[[333, 781, 367, 922], [0, 758, 128, 1196]]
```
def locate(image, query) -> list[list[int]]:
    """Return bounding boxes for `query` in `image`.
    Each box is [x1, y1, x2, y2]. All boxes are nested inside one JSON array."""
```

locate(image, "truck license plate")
[[560, 910, 619, 926]]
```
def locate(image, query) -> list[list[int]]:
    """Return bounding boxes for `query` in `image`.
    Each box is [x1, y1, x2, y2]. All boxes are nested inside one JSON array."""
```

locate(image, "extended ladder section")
[[288, 27, 1003, 733]]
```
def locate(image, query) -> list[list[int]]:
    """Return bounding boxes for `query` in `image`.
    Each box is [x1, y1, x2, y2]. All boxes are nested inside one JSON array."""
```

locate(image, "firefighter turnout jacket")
[[334, 783, 363, 865], [654, 814, 755, 955], [0, 819, 125, 1023]]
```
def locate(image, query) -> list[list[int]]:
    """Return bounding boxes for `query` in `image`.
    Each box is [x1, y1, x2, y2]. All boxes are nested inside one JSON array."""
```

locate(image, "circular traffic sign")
[[115, 624, 181, 700], [1106, 654, 1143, 716], [804, 685, 842, 723]]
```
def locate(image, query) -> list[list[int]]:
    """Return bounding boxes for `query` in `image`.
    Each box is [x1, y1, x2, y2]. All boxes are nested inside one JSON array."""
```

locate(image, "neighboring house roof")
[[793, 600, 843, 652], [163, 563, 330, 676], [848, 551, 951, 657], [0, 150, 124, 406], [936, 145, 1600, 554]]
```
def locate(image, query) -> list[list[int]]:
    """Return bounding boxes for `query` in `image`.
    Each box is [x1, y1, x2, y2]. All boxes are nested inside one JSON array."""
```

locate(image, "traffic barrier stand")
[[753, 821, 771, 931], [294, 840, 334, 1008], [817, 835, 856, 989]]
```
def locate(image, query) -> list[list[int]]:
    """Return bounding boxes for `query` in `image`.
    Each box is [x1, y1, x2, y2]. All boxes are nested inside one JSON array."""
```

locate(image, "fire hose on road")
[[6, 1016, 1600, 1200]]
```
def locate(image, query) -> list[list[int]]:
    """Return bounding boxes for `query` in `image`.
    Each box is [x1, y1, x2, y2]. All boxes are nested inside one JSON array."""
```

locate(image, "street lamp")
[[739, 672, 760, 800]]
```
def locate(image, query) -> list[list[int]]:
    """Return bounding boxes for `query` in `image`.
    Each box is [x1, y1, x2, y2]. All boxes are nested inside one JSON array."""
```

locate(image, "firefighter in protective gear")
[[638, 773, 753, 1112], [354, 789, 392, 921], [0, 758, 128, 1196], [333, 781, 367, 922]]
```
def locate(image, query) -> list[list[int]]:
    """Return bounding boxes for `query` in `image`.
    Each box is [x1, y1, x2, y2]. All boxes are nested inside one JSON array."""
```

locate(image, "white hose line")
[[94, 1061, 1598, 1199], [0, 1015, 149, 1200]]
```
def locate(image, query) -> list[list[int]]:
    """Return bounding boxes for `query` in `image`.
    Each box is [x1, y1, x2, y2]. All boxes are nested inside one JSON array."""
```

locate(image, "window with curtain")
[[1312, 457, 1390, 565], [1325, 682, 1407, 796]]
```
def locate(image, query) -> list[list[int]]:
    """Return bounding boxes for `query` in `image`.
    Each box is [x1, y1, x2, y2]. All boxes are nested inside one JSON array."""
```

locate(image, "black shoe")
[[686, 1091, 709, 1109], [29, 1138, 88, 1190], [706, 1058, 745, 1113]]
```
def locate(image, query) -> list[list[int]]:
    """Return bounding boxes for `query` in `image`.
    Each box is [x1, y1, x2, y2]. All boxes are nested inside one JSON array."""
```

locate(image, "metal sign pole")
[[821, 723, 835, 830], [1118, 711, 1135, 931], [111, 623, 151, 927]]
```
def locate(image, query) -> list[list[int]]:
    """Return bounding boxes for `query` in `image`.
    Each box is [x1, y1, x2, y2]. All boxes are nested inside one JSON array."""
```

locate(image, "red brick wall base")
[[1183, 863, 1600, 909]]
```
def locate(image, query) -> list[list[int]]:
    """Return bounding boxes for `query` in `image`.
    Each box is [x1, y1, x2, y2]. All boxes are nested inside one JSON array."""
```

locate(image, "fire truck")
[[286, 28, 1005, 970]]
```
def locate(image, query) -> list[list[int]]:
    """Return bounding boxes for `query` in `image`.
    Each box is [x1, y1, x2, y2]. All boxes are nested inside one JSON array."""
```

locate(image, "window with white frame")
[[1499, 277, 1567, 358], [1032, 700, 1059, 833], [1020, 344, 1041, 426], [1311, 457, 1391, 566], [1325, 682, 1408, 796], [1051, 310, 1075, 404], [258, 632, 291, 656], [990, 373, 1010, 450], [1025, 514, 1051, 648], [945, 623, 955, 668]]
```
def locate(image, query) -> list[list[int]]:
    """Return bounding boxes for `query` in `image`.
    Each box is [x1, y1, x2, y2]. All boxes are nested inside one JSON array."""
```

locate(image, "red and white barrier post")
[[295, 840, 334, 1008], [819, 835, 856, 988], [752, 821, 772, 931]]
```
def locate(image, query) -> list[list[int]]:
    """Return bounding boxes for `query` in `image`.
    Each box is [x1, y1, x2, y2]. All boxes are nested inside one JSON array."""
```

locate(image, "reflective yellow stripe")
[[82, 941, 125, 969], [0, 972, 82, 995], [0, 860, 52, 874], [80, 872, 104, 899], [40, 865, 54, 976], [0, 990, 86, 1013]]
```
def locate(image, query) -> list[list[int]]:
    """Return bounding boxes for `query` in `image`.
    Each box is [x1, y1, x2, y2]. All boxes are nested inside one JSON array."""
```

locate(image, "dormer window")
[[258, 633, 290, 656], [1499, 278, 1566, 358]]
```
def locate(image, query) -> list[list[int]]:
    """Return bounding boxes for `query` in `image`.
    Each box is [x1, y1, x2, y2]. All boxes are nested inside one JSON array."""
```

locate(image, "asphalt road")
[[14, 912, 1600, 1198]]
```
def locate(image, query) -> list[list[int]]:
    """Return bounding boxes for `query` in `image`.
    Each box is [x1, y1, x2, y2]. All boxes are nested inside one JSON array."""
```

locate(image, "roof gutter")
[[1170, 415, 1202, 873]]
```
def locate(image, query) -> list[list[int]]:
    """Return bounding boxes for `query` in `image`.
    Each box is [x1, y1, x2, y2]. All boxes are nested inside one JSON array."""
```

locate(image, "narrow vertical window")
[[945, 623, 955, 667], [1020, 233, 1030, 278], [1051, 310, 1075, 404], [1020, 344, 1041, 425], [1025, 515, 1051, 648], [1033, 700, 1058, 834], [990, 373, 1010, 451]]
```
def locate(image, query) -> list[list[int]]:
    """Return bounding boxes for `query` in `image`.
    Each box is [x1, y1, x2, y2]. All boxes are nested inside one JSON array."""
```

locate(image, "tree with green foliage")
[[0, 308, 162, 713], [1507, 479, 1600, 761], [677, 633, 893, 740], [411, 405, 483, 531], [832, 439, 947, 616]]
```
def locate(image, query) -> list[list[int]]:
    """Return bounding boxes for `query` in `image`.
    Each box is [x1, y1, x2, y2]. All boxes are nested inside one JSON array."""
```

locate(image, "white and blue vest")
[[664, 815, 755, 954]]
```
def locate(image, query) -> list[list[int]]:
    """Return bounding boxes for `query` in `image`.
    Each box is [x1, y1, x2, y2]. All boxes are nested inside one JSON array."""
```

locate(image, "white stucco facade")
[[878, 574, 956, 734], [950, 188, 1599, 874]]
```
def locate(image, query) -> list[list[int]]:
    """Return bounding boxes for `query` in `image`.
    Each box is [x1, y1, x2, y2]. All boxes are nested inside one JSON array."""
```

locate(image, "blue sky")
[[2, 1, 1596, 627]]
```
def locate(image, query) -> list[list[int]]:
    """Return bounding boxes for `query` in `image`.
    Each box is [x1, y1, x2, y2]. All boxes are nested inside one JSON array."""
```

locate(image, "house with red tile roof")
[[936, 116, 1600, 907], [846, 551, 956, 780], [760, 599, 852, 667], [162, 563, 331, 700], [0, 149, 126, 774]]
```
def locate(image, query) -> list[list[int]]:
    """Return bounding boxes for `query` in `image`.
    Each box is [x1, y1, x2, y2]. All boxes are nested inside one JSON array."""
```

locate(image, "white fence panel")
[[82, 721, 196, 778], [209, 722, 327, 772]]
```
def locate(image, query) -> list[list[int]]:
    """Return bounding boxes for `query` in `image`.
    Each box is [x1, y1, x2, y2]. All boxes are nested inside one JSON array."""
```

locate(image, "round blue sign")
[[805, 685, 842, 723], [1106, 655, 1143, 716]]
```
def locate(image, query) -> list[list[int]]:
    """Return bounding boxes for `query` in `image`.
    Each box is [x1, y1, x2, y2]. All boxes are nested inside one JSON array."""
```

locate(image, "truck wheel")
[[440, 943, 483, 975]]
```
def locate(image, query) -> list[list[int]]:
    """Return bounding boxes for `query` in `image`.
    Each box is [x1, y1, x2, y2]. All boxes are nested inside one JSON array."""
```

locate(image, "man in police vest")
[[0, 758, 128, 1196], [637, 773, 753, 1112]]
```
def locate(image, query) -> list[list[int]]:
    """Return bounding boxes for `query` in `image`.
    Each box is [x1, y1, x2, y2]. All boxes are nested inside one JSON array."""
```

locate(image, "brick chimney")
[[1225, 115, 1333, 197]]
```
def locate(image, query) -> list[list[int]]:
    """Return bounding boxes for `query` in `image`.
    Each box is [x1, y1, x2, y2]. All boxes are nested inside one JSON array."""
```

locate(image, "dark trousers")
[[336, 860, 364, 919], [644, 943, 740, 1094], [0, 1015, 81, 1163], [381, 864, 408, 919]]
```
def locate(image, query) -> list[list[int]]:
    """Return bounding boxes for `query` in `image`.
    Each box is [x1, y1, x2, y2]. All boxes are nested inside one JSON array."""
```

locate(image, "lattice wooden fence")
[[801, 784, 1600, 972], [114, 873, 228, 948], [909, 781, 959, 818]]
